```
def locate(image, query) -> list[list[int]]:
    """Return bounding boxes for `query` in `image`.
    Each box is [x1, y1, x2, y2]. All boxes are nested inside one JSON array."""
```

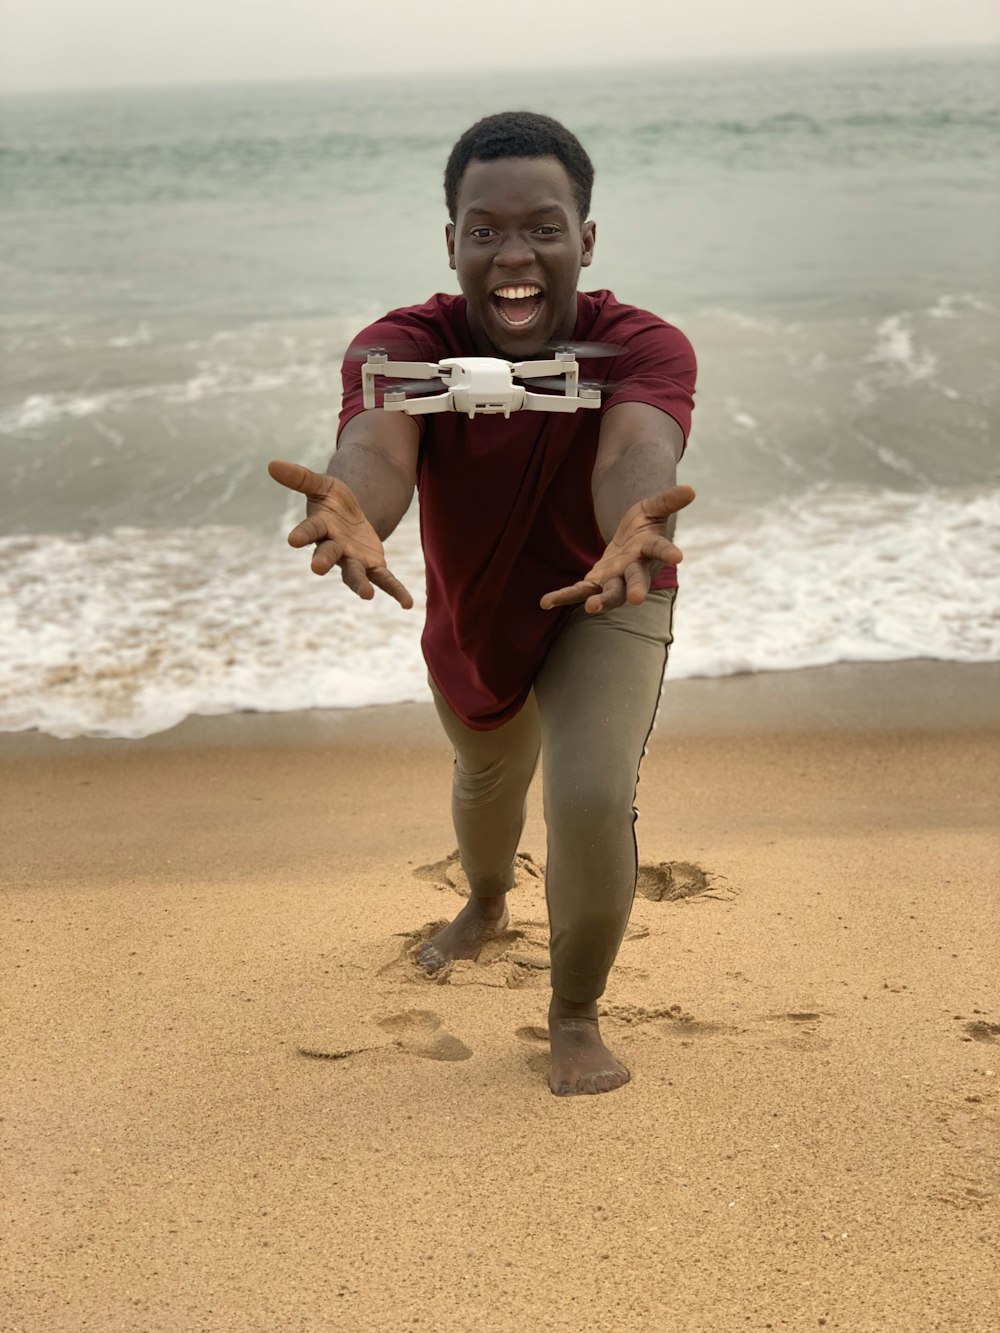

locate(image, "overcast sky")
[[1, 0, 997, 93]]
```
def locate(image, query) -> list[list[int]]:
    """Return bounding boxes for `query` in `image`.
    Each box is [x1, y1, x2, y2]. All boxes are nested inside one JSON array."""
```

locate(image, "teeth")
[[494, 285, 542, 300]]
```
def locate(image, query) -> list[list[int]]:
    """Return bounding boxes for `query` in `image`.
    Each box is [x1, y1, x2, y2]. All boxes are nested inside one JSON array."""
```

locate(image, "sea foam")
[[2, 486, 996, 739]]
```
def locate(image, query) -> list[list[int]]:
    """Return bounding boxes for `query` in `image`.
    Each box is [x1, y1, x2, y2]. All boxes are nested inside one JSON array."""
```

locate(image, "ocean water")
[[1, 48, 998, 737]]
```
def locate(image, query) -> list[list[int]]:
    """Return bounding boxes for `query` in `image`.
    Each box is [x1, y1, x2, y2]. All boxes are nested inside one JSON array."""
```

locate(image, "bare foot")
[[414, 895, 509, 974], [547, 995, 630, 1096]]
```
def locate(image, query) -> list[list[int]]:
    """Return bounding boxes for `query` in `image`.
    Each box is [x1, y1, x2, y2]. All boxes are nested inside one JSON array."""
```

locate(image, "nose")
[[494, 232, 534, 270]]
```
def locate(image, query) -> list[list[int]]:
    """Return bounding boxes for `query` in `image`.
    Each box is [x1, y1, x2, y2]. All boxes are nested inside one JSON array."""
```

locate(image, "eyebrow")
[[465, 204, 569, 219]]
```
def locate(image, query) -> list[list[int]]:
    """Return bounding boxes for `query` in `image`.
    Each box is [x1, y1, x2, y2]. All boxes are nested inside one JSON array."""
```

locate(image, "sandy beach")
[[2, 660, 998, 1332]]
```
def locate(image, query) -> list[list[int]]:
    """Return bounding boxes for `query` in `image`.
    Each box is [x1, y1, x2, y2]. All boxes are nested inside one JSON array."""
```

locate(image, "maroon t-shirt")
[[338, 289, 696, 730]]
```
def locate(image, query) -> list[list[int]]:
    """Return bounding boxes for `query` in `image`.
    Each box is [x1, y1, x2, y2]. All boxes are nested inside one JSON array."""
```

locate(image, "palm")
[[541, 484, 695, 614], [268, 460, 413, 608]]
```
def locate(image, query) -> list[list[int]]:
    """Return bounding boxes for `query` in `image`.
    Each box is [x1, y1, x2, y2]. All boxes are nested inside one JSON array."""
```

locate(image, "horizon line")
[[1, 40, 996, 99]]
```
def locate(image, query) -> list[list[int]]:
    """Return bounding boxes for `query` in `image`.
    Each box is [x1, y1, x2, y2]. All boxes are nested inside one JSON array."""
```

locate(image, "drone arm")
[[386, 392, 454, 416], [522, 390, 601, 413], [509, 358, 576, 379], [362, 359, 444, 408], [379, 360, 443, 379]]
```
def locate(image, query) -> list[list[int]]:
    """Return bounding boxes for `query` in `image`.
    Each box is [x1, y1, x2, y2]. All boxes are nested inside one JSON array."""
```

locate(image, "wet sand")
[[2, 661, 999, 1332]]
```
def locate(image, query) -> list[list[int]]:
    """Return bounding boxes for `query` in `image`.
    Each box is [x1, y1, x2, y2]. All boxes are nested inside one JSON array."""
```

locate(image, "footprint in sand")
[[515, 1025, 551, 1077], [412, 850, 543, 898], [377, 1009, 473, 1062], [635, 861, 729, 902], [381, 919, 552, 990], [762, 1010, 832, 1051], [515, 1024, 550, 1044], [297, 1009, 472, 1064], [600, 1002, 734, 1037], [415, 850, 728, 907], [928, 1081, 998, 1210], [961, 1020, 1000, 1044]]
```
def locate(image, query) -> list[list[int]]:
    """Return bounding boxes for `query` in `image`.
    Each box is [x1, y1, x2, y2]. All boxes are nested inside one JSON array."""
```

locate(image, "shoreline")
[[2, 659, 998, 762]]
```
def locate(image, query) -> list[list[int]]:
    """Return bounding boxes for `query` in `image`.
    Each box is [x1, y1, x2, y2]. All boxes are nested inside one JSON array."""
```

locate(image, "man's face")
[[446, 155, 596, 358]]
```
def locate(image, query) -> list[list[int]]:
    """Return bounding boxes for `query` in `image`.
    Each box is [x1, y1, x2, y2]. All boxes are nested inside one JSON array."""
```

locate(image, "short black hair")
[[444, 111, 594, 222]]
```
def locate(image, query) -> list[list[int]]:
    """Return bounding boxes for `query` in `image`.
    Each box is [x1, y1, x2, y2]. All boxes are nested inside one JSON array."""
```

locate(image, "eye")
[[535, 225, 561, 236], [469, 226, 496, 240]]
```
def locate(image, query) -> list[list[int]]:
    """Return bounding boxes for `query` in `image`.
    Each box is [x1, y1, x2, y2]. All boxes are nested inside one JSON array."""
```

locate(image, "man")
[[269, 112, 696, 1096]]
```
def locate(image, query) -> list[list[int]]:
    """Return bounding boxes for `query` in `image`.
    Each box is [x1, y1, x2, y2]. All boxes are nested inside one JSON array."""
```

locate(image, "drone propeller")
[[349, 339, 622, 360], [545, 340, 623, 361], [519, 376, 620, 396], [344, 340, 439, 364]]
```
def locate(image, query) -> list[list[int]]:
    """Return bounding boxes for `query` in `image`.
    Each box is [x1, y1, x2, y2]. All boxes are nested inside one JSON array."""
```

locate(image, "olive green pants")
[[429, 589, 676, 1003]]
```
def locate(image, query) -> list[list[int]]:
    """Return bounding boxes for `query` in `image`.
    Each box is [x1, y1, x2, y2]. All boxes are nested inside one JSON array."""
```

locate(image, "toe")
[[548, 1067, 630, 1096], [415, 943, 445, 973]]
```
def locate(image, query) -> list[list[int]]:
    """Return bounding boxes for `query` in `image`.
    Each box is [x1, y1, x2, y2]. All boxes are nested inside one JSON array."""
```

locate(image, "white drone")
[[362, 347, 603, 419]]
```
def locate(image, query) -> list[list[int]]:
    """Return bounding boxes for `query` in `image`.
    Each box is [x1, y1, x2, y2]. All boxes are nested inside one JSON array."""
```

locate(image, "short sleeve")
[[601, 321, 697, 450]]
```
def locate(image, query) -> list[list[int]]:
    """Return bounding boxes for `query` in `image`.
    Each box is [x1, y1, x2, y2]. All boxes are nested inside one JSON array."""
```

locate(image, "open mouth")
[[491, 283, 545, 330]]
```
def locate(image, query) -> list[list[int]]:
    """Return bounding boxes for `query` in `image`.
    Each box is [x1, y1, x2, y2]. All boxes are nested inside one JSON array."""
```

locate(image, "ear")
[[580, 220, 596, 269], [445, 222, 456, 270]]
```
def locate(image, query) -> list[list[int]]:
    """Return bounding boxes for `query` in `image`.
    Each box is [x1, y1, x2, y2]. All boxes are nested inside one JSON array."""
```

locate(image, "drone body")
[[362, 349, 602, 419]]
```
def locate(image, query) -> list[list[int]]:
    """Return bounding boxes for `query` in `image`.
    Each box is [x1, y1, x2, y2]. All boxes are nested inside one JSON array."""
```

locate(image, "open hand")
[[268, 459, 413, 608], [540, 484, 695, 614]]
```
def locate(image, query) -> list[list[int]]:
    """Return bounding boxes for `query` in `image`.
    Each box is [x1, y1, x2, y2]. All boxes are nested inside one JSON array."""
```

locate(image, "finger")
[[624, 561, 651, 606], [640, 484, 696, 522], [639, 533, 684, 566], [288, 513, 336, 549], [310, 538, 343, 575], [340, 557, 375, 600], [585, 576, 627, 614], [539, 579, 602, 611], [268, 459, 333, 497], [369, 565, 414, 610]]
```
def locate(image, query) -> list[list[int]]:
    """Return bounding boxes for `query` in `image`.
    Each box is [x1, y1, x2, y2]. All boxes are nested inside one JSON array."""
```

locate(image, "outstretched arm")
[[318, 409, 420, 541], [540, 401, 694, 614], [269, 408, 420, 606]]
